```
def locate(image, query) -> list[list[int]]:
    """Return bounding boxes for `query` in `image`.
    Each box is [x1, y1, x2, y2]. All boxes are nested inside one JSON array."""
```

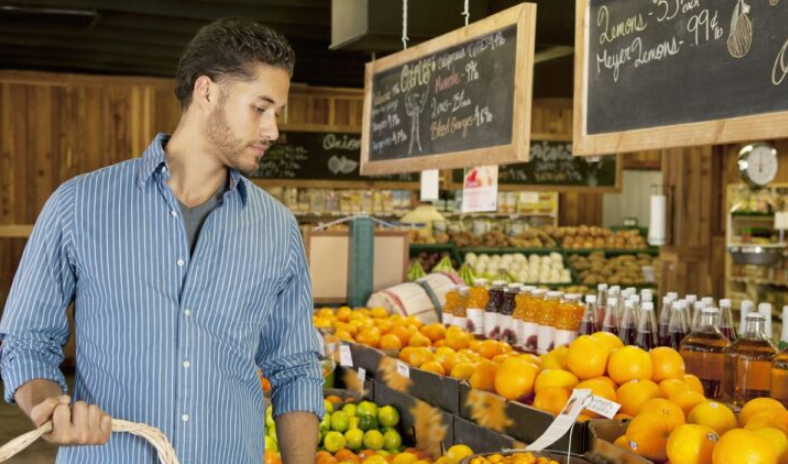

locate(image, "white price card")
[[526, 389, 593, 452], [396, 360, 411, 378], [358, 368, 367, 384], [585, 395, 621, 419], [339, 345, 353, 367]]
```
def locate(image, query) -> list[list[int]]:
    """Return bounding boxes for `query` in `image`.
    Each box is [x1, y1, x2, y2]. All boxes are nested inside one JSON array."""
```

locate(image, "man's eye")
[[254, 106, 265, 114]]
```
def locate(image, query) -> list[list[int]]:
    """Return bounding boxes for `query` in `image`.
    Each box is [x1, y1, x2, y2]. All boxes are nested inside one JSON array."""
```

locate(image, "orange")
[[435, 347, 455, 357], [370, 307, 388, 319], [741, 398, 788, 427], [440, 353, 463, 374], [534, 369, 579, 394], [373, 318, 393, 334], [445, 331, 471, 351], [533, 387, 571, 416], [683, 374, 705, 395], [712, 428, 777, 464], [405, 316, 423, 328], [541, 346, 569, 370], [617, 379, 662, 416], [688, 401, 738, 435], [744, 410, 788, 435], [408, 348, 435, 368], [640, 398, 686, 427], [421, 323, 447, 342], [592, 376, 619, 390], [650, 347, 686, 382], [566, 335, 611, 380], [314, 317, 333, 329], [666, 424, 719, 464], [501, 342, 514, 354], [318, 308, 336, 318], [751, 427, 788, 464], [469, 339, 483, 352], [265, 450, 282, 464], [576, 379, 617, 418], [492, 354, 513, 365], [399, 346, 416, 363], [379, 334, 403, 350], [469, 360, 499, 392], [336, 307, 353, 322], [614, 435, 631, 449], [336, 322, 359, 337], [625, 412, 676, 462], [335, 449, 356, 462], [670, 390, 708, 418], [660, 379, 690, 399], [577, 414, 592, 422], [408, 333, 432, 348], [614, 412, 634, 421], [390, 325, 414, 346], [494, 357, 539, 400], [607, 346, 654, 384], [356, 328, 381, 348], [450, 362, 476, 380], [336, 330, 355, 342], [592, 331, 625, 351], [478, 340, 505, 360], [420, 361, 446, 376]]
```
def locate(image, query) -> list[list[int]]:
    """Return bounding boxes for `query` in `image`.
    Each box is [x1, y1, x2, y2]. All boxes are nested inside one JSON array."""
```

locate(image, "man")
[[0, 18, 323, 464]]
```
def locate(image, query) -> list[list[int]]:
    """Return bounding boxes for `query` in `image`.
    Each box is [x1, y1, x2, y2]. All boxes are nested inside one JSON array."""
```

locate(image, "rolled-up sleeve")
[[255, 216, 324, 420], [0, 181, 76, 403]]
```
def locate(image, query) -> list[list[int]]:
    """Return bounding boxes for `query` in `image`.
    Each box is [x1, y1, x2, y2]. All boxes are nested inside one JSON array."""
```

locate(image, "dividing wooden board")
[[361, 3, 537, 175], [573, 0, 788, 155]]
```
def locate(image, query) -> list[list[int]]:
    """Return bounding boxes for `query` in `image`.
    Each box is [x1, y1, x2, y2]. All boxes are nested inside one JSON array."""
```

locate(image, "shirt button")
[[183, 361, 191, 368], [184, 309, 191, 316], [170, 210, 178, 217], [182, 414, 189, 422], [177, 258, 185, 267]]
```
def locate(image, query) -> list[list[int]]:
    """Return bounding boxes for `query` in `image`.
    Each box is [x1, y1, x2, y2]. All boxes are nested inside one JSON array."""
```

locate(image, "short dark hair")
[[174, 18, 296, 109]]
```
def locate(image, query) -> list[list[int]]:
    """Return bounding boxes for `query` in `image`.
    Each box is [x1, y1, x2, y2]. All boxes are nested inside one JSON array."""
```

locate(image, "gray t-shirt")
[[177, 180, 227, 255]]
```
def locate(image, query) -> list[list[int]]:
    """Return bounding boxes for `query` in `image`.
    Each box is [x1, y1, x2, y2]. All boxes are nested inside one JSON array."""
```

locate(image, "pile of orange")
[[314, 445, 474, 464]]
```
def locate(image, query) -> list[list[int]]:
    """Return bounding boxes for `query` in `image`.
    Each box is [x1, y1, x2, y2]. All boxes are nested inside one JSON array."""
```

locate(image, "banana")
[[459, 264, 476, 286], [408, 261, 426, 281]]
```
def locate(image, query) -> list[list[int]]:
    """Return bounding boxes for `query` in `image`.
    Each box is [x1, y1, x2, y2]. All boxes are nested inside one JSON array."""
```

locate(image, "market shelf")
[[564, 247, 660, 257], [728, 276, 788, 289], [456, 247, 564, 256]]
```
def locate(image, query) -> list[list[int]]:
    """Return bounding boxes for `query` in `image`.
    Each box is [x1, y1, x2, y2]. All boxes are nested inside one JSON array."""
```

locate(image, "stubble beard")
[[207, 103, 257, 174]]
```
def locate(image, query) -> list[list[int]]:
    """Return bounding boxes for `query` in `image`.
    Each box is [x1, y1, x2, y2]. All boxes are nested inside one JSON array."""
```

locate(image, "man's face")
[[206, 64, 291, 173]]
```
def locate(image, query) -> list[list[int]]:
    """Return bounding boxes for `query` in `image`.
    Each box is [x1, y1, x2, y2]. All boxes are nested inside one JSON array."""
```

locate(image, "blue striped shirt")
[[0, 133, 324, 463]]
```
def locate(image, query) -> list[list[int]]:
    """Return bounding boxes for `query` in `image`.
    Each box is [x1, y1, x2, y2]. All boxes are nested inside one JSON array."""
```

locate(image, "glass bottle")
[[555, 294, 584, 347], [602, 298, 619, 336], [679, 308, 731, 399], [579, 295, 598, 336], [658, 294, 676, 347], [780, 306, 788, 351], [466, 279, 488, 337], [538, 291, 562, 354], [595, 284, 608, 332], [484, 281, 506, 340], [442, 286, 459, 327], [739, 300, 755, 335], [668, 300, 691, 350], [514, 286, 535, 349], [453, 286, 469, 330], [635, 302, 658, 351], [718, 299, 737, 341], [724, 313, 777, 406], [702, 297, 715, 309], [759, 303, 774, 342], [619, 298, 639, 345], [499, 285, 519, 344], [771, 332, 788, 407], [523, 289, 545, 353]]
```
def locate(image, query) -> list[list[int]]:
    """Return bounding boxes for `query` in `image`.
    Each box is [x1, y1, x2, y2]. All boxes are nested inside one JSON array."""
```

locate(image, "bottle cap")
[[686, 295, 697, 303], [586, 295, 597, 304], [782, 306, 788, 342], [598, 283, 608, 291], [547, 291, 563, 299], [758, 302, 772, 314], [642, 302, 655, 311], [701, 297, 714, 306], [491, 280, 507, 287], [719, 299, 731, 308], [667, 292, 678, 300], [741, 300, 755, 312]]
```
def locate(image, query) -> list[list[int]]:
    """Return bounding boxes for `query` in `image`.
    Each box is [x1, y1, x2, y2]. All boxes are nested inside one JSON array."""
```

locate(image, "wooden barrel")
[[366, 272, 463, 324]]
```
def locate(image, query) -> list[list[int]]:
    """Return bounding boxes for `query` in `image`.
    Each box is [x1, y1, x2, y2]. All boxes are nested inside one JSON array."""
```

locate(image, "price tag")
[[339, 345, 353, 367], [358, 368, 367, 384], [396, 360, 411, 378], [325, 343, 337, 358], [585, 395, 621, 419], [317, 335, 326, 357], [526, 389, 593, 452]]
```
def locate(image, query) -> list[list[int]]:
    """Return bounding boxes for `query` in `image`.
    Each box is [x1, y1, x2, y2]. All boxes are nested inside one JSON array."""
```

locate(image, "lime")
[[331, 411, 350, 432], [377, 405, 400, 428], [325, 399, 335, 415], [319, 414, 331, 432], [323, 431, 347, 453], [380, 427, 394, 435], [357, 401, 379, 418], [383, 430, 402, 452], [375, 450, 391, 457], [349, 417, 360, 430], [363, 429, 384, 450], [365, 455, 388, 464], [265, 434, 279, 453], [446, 445, 474, 464], [342, 403, 358, 417], [391, 452, 418, 464], [267, 422, 277, 438], [344, 428, 364, 450], [358, 414, 379, 431]]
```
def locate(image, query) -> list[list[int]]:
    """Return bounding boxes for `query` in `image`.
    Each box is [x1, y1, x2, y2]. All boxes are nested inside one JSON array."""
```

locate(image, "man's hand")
[[29, 396, 112, 445]]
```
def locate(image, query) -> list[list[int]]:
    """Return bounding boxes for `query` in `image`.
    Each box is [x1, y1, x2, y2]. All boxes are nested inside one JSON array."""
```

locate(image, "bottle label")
[[524, 322, 539, 352], [499, 315, 516, 344], [453, 316, 468, 332], [467, 308, 484, 335], [485, 312, 500, 340], [772, 366, 788, 403], [537, 325, 555, 355], [442, 313, 454, 326], [516, 320, 526, 347], [554, 329, 577, 348]]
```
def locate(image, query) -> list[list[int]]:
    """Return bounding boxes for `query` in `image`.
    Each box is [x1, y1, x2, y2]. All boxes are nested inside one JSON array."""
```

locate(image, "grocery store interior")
[[2, 0, 788, 463]]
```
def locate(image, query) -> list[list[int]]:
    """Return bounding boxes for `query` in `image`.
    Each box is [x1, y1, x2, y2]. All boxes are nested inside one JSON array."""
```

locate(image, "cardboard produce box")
[[344, 341, 397, 377], [452, 416, 521, 454], [386, 361, 462, 414], [587, 420, 653, 464], [332, 366, 375, 400]]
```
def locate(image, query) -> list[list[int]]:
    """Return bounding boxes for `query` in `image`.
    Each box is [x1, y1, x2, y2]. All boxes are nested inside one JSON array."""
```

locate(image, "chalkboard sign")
[[247, 131, 418, 186], [450, 140, 620, 191], [573, 0, 788, 155], [361, 4, 537, 175]]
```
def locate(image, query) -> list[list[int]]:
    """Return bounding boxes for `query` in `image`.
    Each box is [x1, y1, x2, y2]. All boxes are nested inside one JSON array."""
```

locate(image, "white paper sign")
[[396, 360, 411, 378], [526, 389, 593, 452], [585, 395, 621, 419], [420, 170, 440, 201], [358, 368, 367, 384], [461, 166, 499, 213], [339, 345, 353, 367]]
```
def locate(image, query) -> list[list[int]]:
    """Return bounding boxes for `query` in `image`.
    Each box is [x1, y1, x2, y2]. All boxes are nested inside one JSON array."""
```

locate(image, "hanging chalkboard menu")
[[360, 4, 537, 175], [450, 140, 620, 191], [573, 0, 788, 156], [247, 131, 418, 186]]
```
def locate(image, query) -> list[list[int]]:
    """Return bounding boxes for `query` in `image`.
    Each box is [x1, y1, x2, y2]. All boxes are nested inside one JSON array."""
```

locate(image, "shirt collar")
[[136, 133, 249, 206]]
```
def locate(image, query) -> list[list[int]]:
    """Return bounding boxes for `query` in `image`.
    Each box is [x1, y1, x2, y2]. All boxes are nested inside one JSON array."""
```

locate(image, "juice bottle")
[[724, 312, 777, 406], [658, 294, 676, 347], [579, 295, 598, 336], [499, 285, 519, 345], [555, 294, 583, 347], [759, 303, 774, 342], [701, 297, 715, 309], [635, 301, 658, 351], [679, 308, 731, 399], [485, 281, 507, 340], [442, 286, 459, 327], [538, 291, 562, 354], [602, 297, 619, 336], [514, 287, 533, 349], [466, 279, 488, 337], [595, 284, 608, 332], [718, 299, 737, 341], [668, 300, 691, 350], [771, 317, 788, 407], [780, 306, 788, 351], [619, 298, 638, 345], [453, 286, 469, 330], [523, 289, 545, 352], [739, 300, 755, 335]]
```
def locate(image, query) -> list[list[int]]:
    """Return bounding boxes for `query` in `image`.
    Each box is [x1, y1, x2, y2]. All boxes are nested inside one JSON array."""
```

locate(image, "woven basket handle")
[[0, 419, 180, 464]]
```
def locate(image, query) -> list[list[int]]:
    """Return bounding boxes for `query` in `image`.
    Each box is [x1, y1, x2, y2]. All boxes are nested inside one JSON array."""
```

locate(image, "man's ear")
[[192, 76, 215, 112]]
